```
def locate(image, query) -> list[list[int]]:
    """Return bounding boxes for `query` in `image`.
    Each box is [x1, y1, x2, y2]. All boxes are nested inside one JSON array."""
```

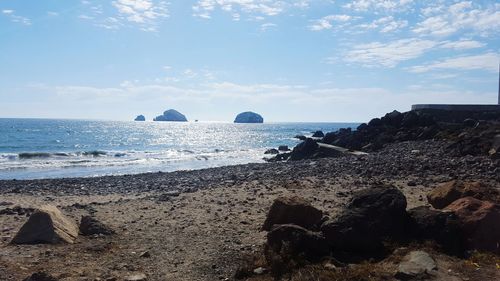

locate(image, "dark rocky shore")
[[0, 109, 499, 281]]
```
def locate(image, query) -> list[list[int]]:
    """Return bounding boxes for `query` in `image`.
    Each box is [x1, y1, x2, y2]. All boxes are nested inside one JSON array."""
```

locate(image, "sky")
[[0, 0, 499, 122]]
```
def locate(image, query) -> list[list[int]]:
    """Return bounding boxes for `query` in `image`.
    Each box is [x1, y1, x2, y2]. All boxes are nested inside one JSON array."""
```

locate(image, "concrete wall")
[[412, 104, 500, 112]]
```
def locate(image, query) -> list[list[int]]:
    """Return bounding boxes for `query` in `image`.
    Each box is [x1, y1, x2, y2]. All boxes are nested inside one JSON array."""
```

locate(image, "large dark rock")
[[445, 197, 500, 254], [380, 110, 403, 127], [262, 196, 323, 231], [427, 180, 499, 209], [79, 216, 115, 236], [22, 272, 58, 281], [408, 206, 464, 255], [266, 224, 329, 261], [312, 131, 324, 138], [234, 111, 264, 123], [321, 187, 409, 256], [289, 138, 319, 161], [134, 115, 146, 121], [153, 109, 188, 122]]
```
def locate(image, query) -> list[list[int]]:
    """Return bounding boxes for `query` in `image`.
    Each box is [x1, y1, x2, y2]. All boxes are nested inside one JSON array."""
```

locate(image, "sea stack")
[[234, 111, 264, 123], [153, 109, 188, 122], [134, 115, 146, 121]]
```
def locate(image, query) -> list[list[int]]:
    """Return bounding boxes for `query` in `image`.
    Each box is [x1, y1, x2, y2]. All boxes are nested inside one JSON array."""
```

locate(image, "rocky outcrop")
[[427, 180, 499, 209], [79, 216, 115, 236], [153, 109, 188, 122], [288, 138, 319, 161], [234, 111, 264, 123], [262, 196, 323, 231], [264, 149, 279, 155], [312, 131, 324, 138], [266, 224, 328, 261], [445, 197, 500, 254], [134, 115, 146, 121], [11, 205, 78, 244]]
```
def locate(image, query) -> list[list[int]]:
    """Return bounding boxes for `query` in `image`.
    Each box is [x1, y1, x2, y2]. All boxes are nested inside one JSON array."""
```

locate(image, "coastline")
[[1, 139, 499, 280]]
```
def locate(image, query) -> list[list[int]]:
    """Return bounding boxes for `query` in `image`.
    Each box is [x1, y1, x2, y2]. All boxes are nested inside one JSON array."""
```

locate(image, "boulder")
[[266, 224, 328, 261], [294, 135, 307, 141], [289, 138, 319, 161], [22, 272, 58, 281], [381, 110, 403, 127], [262, 196, 323, 231], [153, 109, 187, 122], [427, 180, 498, 209], [79, 216, 115, 236], [407, 206, 464, 255], [11, 205, 78, 244], [395, 251, 437, 280], [234, 111, 264, 123], [134, 115, 146, 121], [321, 187, 409, 255], [445, 197, 500, 254], [312, 131, 324, 138], [264, 148, 279, 155], [278, 145, 290, 151]]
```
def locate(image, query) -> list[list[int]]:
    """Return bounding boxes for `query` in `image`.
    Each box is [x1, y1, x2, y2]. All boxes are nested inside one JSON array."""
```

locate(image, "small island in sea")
[[234, 111, 264, 123], [134, 115, 146, 121], [153, 109, 188, 122]]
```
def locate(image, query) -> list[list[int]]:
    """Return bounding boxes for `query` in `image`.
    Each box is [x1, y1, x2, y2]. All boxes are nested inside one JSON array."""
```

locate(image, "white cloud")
[[343, 38, 439, 67], [414, 1, 500, 37], [309, 14, 352, 31], [192, 0, 308, 20], [2, 9, 14, 14], [260, 22, 277, 31], [343, 0, 414, 12], [439, 39, 484, 50], [1, 9, 31, 25], [408, 52, 499, 73]]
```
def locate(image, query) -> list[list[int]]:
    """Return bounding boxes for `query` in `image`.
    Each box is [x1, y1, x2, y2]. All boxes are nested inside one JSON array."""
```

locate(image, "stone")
[[234, 111, 264, 123], [253, 267, 266, 275], [262, 196, 323, 231], [427, 180, 498, 209], [264, 148, 279, 155], [407, 206, 464, 255], [11, 205, 78, 244], [278, 145, 290, 151], [312, 131, 324, 138], [134, 115, 146, 121], [79, 216, 114, 236], [266, 224, 328, 261], [125, 273, 147, 281], [294, 135, 307, 141], [395, 251, 437, 280], [289, 138, 319, 161], [153, 109, 187, 122], [22, 272, 58, 281], [445, 197, 500, 254], [321, 187, 409, 255]]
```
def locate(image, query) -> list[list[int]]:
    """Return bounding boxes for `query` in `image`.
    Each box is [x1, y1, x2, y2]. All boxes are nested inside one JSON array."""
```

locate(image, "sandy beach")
[[1, 139, 499, 281]]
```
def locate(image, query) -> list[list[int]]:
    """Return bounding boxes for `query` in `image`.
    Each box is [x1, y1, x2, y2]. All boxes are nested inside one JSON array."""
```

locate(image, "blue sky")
[[0, 0, 499, 122]]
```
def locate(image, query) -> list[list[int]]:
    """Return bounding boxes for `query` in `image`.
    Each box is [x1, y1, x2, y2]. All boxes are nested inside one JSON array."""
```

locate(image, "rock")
[[153, 109, 187, 122], [139, 251, 151, 258], [381, 110, 403, 127], [253, 267, 266, 275], [134, 115, 146, 121], [427, 180, 498, 209], [266, 152, 291, 162], [266, 224, 328, 261], [262, 196, 323, 231], [289, 138, 319, 161], [264, 148, 279, 155], [294, 135, 307, 141], [407, 206, 464, 255], [278, 145, 290, 151], [395, 251, 437, 280], [463, 118, 477, 127], [312, 131, 324, 138], [124, 272, 147, 281], [11, 205, 78, 244], [79, 216, 114, 236], [444, 197, 500, 254], [321, 187, 409, 256], [22, 272, 58, 281], [234, 111, 264, 123]]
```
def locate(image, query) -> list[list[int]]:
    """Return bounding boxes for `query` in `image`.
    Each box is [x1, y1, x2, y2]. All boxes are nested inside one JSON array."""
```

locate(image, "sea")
[[0, 119, 359, 180]]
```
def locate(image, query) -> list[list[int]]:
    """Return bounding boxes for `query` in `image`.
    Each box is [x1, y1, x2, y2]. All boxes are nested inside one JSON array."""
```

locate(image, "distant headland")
[[134, 115, 146, 121]]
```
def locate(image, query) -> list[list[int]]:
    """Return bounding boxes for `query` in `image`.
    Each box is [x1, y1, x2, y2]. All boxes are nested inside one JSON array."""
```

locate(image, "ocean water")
[[0, 119, 359, 180]]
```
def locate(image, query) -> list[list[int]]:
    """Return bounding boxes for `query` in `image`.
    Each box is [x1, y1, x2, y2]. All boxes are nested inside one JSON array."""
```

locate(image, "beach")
[[1, 138, 499, 281]]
